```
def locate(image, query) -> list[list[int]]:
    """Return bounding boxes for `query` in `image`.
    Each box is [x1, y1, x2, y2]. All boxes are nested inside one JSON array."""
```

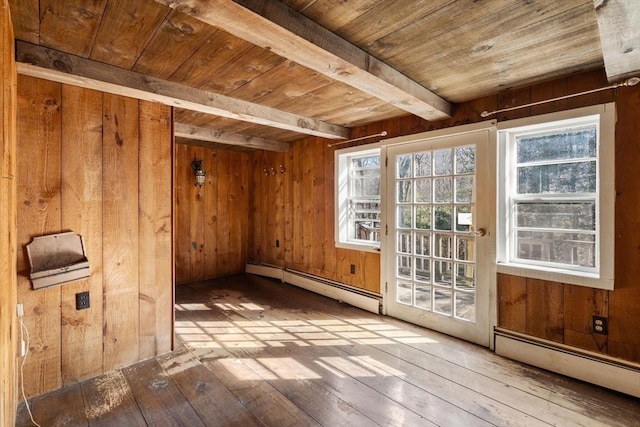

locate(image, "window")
[[335, 146, 381, 251], [497, 104, 615, 289]]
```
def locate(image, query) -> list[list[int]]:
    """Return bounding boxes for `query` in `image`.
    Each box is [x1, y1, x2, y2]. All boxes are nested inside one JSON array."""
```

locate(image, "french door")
[[382, 125, 495, 346]]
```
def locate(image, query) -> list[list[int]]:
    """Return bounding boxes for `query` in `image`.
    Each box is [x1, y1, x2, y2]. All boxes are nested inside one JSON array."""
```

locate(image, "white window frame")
[[335, 143, 382, 252], [497, 103, 615, 290]]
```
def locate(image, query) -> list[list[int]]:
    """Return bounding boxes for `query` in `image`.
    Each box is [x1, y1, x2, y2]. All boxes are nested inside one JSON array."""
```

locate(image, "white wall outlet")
[[16, 303, 24, 317]]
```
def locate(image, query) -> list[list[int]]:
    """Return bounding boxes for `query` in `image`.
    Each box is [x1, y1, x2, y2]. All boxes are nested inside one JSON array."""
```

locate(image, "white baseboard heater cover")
[[245, 263, 381, 314], [495, 328, 640, 398]]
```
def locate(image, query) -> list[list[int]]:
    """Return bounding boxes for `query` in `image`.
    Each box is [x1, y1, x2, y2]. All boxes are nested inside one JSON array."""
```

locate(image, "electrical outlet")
[[592, 315, 608, 335], [275, 239, 280, 248], [76, 291, 90, 310], [350, 264, 356, 274], [16, 303, 24, 317]]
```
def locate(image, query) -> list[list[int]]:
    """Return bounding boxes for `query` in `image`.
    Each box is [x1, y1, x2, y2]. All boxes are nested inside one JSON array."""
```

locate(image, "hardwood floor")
[[16, 274, 640, 426]]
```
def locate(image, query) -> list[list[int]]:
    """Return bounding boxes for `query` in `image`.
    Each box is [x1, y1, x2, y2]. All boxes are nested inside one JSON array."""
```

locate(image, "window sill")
[[335, 241, 381, 254], [496, 262, 613, 290]]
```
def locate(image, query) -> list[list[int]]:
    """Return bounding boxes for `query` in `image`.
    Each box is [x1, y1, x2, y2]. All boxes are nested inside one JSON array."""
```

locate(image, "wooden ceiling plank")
[[169, 29, 254, 91], [16, 41, 349, 139], [133, 10, 218, 79], [39, 0, 108, 57], [335, 0, 453, 47], [7, 0, 38, 43], [90, 0, 170, 69], [594, 0, 640, 82], [194, 45, 285, 95], [153, 0, 452, 121], [288, 0, 386, 33], [174, 122, 290, 151]]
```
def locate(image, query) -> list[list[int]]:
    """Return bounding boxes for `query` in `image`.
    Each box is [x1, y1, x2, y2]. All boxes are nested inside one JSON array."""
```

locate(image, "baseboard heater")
[[245, 262, 381, 314], [494, 328, 640, 398]]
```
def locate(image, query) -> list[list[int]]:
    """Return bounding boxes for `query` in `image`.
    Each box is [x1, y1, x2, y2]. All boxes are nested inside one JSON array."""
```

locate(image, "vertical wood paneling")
[[16, 76, 63, 397], [189, 145, 206, 281], [102, 93, 140, 371], [608, 79, 640, 362], [138, 100, 173, 358], [229, 152, 244, 273], [216, 149, 231, 276], [323, 144, 336, 282], [203, 149, 219, 279], [174, 144, 251, 284], [563, 285, 608, 353], [497, 274, 527, 333], [60, 84, 103, 383], [15, 78, 174, 402], [174, 144, 191, 283], [525, 279, 564, 343], [311, 140, 326, 275], [0, 1, 17, 423]]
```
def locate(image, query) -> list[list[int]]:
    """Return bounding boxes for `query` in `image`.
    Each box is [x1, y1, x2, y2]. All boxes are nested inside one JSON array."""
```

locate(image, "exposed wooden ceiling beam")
[[153, 0, 452, 121], [175, 123, 290, 151], [15, 41, 349, 140], [594, 0, 640, 82]]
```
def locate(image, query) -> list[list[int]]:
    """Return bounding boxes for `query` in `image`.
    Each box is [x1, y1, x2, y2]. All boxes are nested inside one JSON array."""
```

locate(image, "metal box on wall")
[[26, 232, 90, 290]]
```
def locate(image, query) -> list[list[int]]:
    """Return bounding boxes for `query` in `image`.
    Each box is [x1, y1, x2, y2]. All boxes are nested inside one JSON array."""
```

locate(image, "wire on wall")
[[327, 131, 388, 148], [18, 311, 42, 427], [481, 76, 640, 118]]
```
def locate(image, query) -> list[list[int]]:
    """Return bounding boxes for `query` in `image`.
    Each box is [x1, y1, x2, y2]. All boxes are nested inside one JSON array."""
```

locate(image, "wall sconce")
[[191, 160, 206, 187]]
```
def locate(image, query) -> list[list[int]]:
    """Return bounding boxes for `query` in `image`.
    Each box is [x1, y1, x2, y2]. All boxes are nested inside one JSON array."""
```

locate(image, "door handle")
[[472, 228, 486, 237]]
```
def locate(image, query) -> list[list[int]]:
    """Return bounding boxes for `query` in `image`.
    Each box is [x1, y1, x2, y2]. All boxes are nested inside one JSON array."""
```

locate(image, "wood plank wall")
[[247, 69, 640, 365], [174, 143, 249, 285], [0, 0, 17, 425], [15, 75, 173, 398]]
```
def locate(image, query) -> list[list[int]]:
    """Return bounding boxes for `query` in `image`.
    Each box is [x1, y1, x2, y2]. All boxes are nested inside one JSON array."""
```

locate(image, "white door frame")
[[380, 121, 498, 348]]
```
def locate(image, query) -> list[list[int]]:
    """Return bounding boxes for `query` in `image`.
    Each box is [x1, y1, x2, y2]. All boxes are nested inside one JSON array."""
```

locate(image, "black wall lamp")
[[191, 160, 206, 187]]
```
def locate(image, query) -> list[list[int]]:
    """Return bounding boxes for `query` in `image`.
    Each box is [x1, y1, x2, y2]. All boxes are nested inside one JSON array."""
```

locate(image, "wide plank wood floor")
[[16, 274, 640, 426]]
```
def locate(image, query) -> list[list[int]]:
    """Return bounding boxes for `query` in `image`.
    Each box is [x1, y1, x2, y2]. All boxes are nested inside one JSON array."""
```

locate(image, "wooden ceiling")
[[7, 0, 638, 149]]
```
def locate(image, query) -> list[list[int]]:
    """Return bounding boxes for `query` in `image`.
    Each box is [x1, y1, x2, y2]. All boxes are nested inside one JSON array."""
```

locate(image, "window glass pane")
[[351, 175, 380, 198], [516, 202, 595, 231], [353, 220, 379, 242], [516, 126, 596, 164], [397, 180, 412, 203], [456, 236, 475, 262], [415, 206, 431, 230], [415, 258, 430, 282], [397, 256, 412, 279], [340, 151, 381, 246], [433, 149, 452, 175], [434, 233, 452, 259], [397, 155, 412, 178], [434, 260, 452, 287], [517, 161, 596, 194], [455, 176, 473, 203], [415, 178, 432, 203], [516, 231, 595, 267], [397, 232, 412, 254], [434, 289, 452, 315], [455, 263, 475, 290], [455, 292, 474, 321], [415, 285, 431, 310], [414, 152, 432, 177], [397, 206, 412, 229], [455, 146, 475, 174], [455, 205, 472, 232], [434, 206, 452, 230], [434, 177, 452, 203], [397, 282, 412, 305], [415, 232, 430, 256]]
